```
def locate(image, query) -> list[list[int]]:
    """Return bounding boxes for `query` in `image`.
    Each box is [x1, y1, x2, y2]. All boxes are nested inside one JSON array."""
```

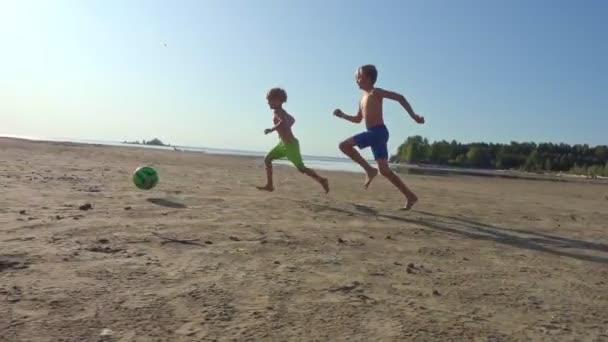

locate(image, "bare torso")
[[360, 89, 385, 128], [274, 109, 296, 143]]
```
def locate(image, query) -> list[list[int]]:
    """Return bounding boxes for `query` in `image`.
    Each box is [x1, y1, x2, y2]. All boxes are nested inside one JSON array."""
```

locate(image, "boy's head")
[[356, 64, 377, 90], [266, 87, 287, 109]]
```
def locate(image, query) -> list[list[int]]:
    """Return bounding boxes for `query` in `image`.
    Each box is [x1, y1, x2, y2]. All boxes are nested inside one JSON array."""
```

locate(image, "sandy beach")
[[1, 137, 608, 341]]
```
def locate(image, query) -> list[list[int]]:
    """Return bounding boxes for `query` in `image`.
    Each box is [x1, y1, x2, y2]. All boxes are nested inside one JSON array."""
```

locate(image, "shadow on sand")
[[147, 198, 187, 209], [299, 201, 608, 265]]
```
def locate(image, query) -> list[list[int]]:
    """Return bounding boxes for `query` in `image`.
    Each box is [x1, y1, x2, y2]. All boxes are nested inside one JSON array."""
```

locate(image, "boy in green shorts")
[[257, 88, 330, 193]]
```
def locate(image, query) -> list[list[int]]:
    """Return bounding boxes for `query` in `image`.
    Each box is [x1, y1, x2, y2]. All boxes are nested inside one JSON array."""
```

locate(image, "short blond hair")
[[358, 64, 378, 85]]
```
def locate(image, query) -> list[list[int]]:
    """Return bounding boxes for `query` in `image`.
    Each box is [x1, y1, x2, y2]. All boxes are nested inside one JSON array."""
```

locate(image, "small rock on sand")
[[99, 328, 113, 337], [79, 203, 93, 211]]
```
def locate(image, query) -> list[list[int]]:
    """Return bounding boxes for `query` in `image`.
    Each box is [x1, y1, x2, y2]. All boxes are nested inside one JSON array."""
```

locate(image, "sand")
[[1, 137, 608, 341]]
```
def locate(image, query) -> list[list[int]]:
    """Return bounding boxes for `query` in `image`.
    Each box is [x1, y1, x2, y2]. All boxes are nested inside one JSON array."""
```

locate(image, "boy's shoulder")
[[274, 108, 292, 117], [369, 87, 386, 96]]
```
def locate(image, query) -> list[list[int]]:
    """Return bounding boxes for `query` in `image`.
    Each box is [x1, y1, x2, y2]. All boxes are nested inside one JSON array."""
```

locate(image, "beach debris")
[[97, 238, 110, 244], [79, 203, 93, 211], [86, 245, 123, 254], [433, 289, 441, 296], [152, 232, 203, 246], [0, 257, 30, 272], [19, 209, 26, 215], [99, 328, 114, 338], [369, 235, 375, 239], [124, 206, 132, 210], [394, 261, 403, 266], [337, 237, 346, 244], [386, 235, 394, 240], [204, 240, 213, 245], [229, 236, 240, 241], [329, 281, 361, 293]]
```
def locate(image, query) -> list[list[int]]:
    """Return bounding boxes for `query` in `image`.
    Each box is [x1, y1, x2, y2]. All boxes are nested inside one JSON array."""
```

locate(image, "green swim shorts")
[[266, 139, 305, 169]]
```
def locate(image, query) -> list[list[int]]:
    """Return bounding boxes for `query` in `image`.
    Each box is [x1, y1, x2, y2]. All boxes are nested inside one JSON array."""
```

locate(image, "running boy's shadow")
[[297, 200, 608, 265], [351, 203, 379, 216], [147, 198, 187, 209]]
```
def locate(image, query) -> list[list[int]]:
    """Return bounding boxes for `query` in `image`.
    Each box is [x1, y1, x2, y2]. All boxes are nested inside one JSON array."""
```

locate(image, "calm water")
[[4, 135, 597, 181], [1, 135, 369, 173]]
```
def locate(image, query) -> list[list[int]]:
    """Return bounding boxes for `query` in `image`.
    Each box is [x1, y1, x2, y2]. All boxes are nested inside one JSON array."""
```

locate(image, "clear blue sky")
[[1, 0, 606, 157]]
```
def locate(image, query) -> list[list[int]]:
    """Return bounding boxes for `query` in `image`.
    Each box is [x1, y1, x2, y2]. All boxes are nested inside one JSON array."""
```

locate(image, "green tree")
[[523, 150, 541, 171], [466, 147, 492, 168], [428, 140, 451, 164], [595, 146, 608, 163], [544, 158, 553, 171]]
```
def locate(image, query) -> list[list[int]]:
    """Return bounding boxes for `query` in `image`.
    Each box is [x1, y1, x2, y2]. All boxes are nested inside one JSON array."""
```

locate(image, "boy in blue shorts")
[[334, 64, 425, 210]]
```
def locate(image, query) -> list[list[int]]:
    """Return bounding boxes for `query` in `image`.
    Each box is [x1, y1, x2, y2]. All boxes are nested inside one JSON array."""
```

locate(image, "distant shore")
[[1, 135, 606, 185]]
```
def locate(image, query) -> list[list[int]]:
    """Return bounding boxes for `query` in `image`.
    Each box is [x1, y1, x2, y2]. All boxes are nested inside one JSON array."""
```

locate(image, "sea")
[[0, 135, 368, 173], [4, 134, 601, 182]]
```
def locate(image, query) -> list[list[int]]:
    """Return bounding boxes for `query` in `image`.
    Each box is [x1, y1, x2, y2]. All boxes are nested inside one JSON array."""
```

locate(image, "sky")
[[1, 0, 606, 157]]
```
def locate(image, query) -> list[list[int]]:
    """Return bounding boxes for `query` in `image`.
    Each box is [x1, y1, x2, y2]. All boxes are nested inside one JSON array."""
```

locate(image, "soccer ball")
[[133, 166, 159, 190]]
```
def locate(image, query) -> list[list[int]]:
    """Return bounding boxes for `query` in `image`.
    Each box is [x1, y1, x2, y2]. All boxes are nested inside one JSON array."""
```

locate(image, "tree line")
[[123, 138, 168, 146], [390, 136, 608, 177]]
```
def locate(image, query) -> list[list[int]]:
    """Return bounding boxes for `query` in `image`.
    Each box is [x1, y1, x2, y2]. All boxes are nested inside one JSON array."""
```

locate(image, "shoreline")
[[1, 136, 606, 185]]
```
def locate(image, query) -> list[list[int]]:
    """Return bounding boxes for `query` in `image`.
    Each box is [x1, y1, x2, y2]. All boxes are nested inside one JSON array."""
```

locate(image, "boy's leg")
[[297, 166, 330, 194], [257, 143, 285, 192], [286, 141, 329, 193], [376, 159, 418, 210], [339, 136, 378, 189]]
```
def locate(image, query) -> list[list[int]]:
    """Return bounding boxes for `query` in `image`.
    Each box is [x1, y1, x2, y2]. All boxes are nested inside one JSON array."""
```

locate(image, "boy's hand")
[[414, 114, 425, 124], [333, 109, 344, 118], [264, 128, 273, 134]]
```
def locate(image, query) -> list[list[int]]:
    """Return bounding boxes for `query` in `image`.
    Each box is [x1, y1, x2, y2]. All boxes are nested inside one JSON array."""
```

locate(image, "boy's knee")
[[378, 164, 392, 176], [339, 140, 353, 152], [264, 157, 273, 166]]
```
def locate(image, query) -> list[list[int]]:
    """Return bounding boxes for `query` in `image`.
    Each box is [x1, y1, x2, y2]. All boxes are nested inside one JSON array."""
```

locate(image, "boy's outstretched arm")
[[375, 88, 425, 124], [333, 108, 363, 123], [264, 120, 283, 134]]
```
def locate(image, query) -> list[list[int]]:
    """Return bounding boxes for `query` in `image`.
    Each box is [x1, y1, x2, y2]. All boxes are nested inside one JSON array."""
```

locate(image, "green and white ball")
[[133, 166, 159, 190]]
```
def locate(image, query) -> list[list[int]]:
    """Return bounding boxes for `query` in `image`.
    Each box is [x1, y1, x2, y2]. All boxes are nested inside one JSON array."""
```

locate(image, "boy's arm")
[[265, 120, 283, 134], [374, 88, 424, 123], [333, 108, 363, 123], [264, 110, 288, 134]]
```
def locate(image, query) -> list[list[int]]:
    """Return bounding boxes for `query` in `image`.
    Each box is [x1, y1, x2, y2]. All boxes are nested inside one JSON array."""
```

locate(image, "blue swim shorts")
[[353, 124, 390, 160]]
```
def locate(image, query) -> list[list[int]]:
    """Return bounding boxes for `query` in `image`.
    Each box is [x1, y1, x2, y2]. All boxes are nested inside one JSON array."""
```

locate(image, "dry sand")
[[1, 137, 608, 341]]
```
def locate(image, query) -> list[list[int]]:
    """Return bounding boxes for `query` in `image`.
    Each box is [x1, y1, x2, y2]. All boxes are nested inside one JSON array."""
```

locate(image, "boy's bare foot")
[[256, 185, 274, 192], [401, 195, 418, 211], [320, 178, 330, 194], [364, 168, 378, 189]]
